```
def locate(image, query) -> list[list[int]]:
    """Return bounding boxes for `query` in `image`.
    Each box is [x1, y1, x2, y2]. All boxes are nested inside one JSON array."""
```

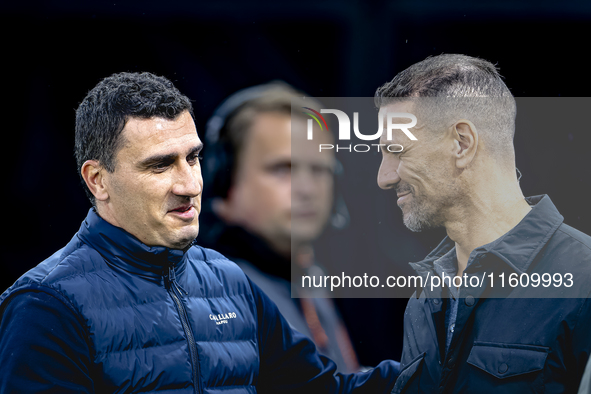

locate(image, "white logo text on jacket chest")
[[209, 312, 237, 325]]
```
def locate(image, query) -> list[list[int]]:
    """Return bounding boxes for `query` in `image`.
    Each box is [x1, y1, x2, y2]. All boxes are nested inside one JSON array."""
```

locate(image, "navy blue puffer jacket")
[[0, 209, 399, 393]]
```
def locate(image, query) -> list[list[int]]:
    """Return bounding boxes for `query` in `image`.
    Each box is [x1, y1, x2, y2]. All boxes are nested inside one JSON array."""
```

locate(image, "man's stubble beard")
[[401, 194, 441, 232], [399, 182, 455, 233], [397, 159, 463, 232]]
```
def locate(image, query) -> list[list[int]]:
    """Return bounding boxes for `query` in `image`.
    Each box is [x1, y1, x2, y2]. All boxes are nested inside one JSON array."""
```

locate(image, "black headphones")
[[202, 80, 349, 230], [203, 81, 294, 200]]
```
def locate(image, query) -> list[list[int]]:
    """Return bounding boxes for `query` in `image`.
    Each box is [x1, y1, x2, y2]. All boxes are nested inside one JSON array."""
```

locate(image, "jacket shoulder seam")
[[556, 227, 591, 253]]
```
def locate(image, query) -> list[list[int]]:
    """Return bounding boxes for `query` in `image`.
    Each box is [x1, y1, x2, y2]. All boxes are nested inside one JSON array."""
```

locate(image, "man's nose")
[[172, 162, 202, 197], [377, 159, 401, 190], [293, 168, 315, 197]]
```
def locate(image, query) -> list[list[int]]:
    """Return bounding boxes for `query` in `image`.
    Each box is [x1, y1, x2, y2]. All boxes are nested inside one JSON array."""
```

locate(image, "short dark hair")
[[75, 72, 193, 203], [375, 54, 516, 160]]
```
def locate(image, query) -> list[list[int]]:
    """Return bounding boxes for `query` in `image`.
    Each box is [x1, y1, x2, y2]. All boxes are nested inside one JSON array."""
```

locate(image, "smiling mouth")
[[170, 205, 192, 213], [293, 208, 318, 217], [396, 192, 412, 205], [168, 204, 197, 220]]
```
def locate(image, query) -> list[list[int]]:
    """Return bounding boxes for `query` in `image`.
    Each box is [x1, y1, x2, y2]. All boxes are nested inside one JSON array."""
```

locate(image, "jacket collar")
[[410, 195, 564, 295], [76, 208, 189, 282], [199, 213, 293, 282]]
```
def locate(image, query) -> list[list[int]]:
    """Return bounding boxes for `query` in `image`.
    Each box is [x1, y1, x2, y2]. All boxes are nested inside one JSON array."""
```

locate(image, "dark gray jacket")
[[393, 195, 591, 393]]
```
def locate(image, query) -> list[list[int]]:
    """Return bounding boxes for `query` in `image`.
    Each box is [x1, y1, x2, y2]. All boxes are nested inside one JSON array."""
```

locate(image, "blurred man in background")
[[199, 81, 360, 373]]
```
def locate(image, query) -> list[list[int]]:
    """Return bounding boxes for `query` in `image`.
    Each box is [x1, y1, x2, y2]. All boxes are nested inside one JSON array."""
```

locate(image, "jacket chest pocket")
[[466, 342, 549, 392]]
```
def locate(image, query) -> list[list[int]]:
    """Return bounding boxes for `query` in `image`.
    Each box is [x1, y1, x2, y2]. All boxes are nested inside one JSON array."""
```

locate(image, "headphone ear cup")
[[204, 80, 306, 200], [198, 138, 234, 248], [203, 138, 234, 200]]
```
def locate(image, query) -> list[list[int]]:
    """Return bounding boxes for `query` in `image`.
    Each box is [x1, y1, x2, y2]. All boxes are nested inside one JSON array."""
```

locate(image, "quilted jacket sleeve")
[[249, 277, 400, 393], [0, 289, 94, 393]]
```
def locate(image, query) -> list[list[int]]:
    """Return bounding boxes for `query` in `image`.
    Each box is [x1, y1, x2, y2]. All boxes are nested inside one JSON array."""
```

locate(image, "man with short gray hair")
[[375, 54, 591, 393]]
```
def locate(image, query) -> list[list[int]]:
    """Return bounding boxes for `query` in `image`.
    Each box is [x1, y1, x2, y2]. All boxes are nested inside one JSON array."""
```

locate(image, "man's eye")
[[188, 154, 203, 164], [269, 164, 291, 177], [311, 165, 334, 177], [152, 162, 170, 172]]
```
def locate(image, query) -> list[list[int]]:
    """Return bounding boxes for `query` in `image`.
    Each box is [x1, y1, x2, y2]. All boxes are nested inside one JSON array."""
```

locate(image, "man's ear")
[[452, 120, 479, 169], [81, 160, 110, 201]]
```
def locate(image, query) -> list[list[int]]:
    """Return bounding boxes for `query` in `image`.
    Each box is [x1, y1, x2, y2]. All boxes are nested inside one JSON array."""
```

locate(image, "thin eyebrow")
[[139, 143, 203, 168]]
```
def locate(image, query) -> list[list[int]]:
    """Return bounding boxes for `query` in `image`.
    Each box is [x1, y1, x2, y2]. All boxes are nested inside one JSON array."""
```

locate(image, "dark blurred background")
[[2, 0, 590, 367]]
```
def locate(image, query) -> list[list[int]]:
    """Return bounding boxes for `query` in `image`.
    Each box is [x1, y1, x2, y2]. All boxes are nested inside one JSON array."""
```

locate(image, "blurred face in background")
[[291, 116, 334, 248], [218, 112, 334, 256]]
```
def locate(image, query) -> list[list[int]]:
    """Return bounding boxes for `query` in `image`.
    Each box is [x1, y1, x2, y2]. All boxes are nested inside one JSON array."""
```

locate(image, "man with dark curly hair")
[[0, 72, 399, 393]]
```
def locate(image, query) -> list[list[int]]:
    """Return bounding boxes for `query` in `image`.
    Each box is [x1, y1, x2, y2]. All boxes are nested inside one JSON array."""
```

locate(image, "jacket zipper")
[[165, 265, 201, 394]]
